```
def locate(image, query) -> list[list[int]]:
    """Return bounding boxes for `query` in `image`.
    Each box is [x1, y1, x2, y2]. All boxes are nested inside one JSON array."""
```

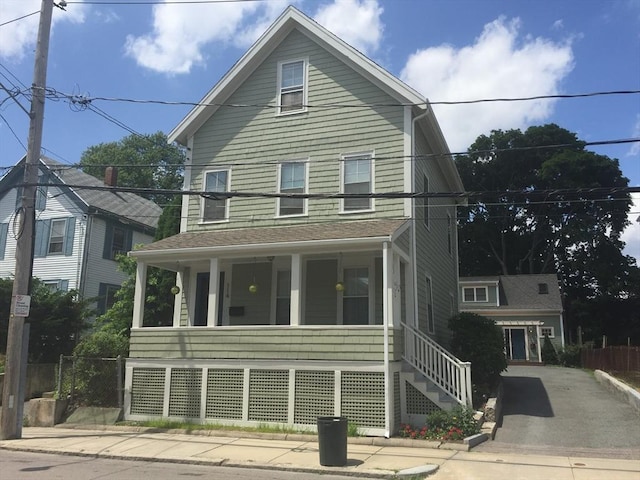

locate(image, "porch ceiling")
[[131, 218, 409, 267]]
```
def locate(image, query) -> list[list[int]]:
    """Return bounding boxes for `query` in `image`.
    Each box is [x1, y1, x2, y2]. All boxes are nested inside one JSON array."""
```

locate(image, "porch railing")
[[402, 323, 473, 407]]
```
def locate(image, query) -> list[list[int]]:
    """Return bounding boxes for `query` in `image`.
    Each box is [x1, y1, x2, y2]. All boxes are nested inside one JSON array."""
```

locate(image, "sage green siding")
[[129, 327, 401, 361], [413, 127, 459, 347], [187, 29, 406, 230]]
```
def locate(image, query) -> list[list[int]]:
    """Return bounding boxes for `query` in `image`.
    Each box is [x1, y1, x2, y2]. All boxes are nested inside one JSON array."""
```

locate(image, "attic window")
[[538, 283, 549, 294], [278, 59, 306, 114]]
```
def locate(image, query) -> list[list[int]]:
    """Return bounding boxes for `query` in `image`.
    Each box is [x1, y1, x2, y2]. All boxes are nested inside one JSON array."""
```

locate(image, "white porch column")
[[172, 270, 184, 327], [207, 258, 220, 327], [382, 242, 392, 438], [132, 261, 147, 329], [290, 254, 302, 326]]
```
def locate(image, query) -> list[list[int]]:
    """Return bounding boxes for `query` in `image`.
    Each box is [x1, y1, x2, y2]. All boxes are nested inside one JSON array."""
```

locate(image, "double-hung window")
[[48, 219, 67, 254], [278, 161, 306, 216], [425, 276, 435, 334], [278, 59, 306, 114], [342, 267, 369, 325], [202, 169, 229, 222], [342, 153, 373, 212], [463, 286, 487, 302]]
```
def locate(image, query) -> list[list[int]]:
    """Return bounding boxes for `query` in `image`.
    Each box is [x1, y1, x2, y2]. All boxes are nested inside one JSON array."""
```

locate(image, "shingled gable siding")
[[187, 29, 406, 231], [413, 128, 458, 347], [129, 326, 402, 362]]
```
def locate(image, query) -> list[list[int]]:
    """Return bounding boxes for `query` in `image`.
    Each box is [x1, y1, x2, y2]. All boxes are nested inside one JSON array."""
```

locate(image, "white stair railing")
[[402, 322, 473, 407]]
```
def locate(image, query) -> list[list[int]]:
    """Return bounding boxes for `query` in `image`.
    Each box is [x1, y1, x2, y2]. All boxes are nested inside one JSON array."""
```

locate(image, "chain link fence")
[[57, 355, 124, 408]]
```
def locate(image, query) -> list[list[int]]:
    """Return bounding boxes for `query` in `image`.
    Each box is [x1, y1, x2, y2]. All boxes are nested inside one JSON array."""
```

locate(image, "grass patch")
[[118, 419, 315, 435]]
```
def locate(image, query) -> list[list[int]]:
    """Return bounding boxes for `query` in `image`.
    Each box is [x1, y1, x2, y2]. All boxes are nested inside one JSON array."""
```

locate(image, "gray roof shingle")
[[42, 158, 162, 229]]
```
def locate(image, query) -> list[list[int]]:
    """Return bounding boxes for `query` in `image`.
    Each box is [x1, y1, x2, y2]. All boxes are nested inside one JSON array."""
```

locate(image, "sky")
[[0, 0, 639, 260]]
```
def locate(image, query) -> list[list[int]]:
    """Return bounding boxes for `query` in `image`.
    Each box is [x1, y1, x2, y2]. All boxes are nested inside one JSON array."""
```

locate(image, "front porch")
[[125, 220, 471, 435]]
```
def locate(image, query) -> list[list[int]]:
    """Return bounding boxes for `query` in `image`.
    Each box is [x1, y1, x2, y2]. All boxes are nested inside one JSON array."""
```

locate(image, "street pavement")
[[475, 365, 640, 460], [1, 426, 638, 479]]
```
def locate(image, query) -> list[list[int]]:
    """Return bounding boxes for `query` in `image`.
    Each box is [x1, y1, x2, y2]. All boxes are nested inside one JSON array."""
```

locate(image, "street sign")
[[13, 295, 31, 317]]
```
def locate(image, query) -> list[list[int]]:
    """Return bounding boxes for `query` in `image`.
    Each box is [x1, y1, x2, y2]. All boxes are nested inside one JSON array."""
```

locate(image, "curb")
[[594, 370, 640, 414]]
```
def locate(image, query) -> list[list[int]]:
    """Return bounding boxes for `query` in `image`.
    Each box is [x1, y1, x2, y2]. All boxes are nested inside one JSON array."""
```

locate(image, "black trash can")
[[317, 416, 347, 466]]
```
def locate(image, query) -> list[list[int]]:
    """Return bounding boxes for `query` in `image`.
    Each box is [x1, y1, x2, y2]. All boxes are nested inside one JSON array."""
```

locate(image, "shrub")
[[448, 312, 507, 402], [558, 344, 582, 367], [541, 334, 559, 364]]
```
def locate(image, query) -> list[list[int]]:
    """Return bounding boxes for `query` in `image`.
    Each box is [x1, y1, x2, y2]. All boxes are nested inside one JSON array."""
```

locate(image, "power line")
[[37, 86, 639, 110], [0, 11, 40, 28], [0, 113, 27, 152]]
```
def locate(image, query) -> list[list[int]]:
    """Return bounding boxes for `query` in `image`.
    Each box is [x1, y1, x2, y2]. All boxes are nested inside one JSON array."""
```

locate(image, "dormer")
[[459, 278, 500, 307]]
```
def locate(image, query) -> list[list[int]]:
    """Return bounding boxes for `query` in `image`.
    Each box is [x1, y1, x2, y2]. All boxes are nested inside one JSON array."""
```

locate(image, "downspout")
[[410, 107, 430, 329]]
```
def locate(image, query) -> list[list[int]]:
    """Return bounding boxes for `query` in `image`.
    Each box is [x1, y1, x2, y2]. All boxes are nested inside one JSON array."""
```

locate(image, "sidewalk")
[[1, 426, 638, 479]]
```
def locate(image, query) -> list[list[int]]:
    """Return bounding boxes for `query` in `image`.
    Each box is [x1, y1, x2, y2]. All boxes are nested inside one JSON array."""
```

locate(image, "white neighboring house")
[[0, 156, 162, 315]]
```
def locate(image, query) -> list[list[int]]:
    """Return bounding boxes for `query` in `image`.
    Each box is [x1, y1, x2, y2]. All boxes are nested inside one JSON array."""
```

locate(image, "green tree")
[[79, 131, 185, 205], [448, 312, 507, 403], [456, 124, 639, 343], [0, 278, 90, 363]]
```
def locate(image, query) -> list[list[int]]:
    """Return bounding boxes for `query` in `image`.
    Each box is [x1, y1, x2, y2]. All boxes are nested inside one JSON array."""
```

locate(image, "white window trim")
[[276, 58, 308, 116], [423, 174, 430, 230], [200, 168, 231, 224], [276, 160, 309, 218], [463, 286, 488, 302], [47, 218, 67, 255], [339, 151, 375, 214], [426, 274, 435, 334]]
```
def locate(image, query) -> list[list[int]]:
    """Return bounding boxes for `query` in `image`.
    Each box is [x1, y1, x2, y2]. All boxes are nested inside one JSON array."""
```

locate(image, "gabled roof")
[[0, 156, 162, 230], [460, 274, 563, 311], [169, 6, 427, 146]]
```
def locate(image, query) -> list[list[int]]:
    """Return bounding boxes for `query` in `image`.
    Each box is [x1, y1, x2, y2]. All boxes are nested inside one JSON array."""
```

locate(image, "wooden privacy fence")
[[581, 346, 640, 373]]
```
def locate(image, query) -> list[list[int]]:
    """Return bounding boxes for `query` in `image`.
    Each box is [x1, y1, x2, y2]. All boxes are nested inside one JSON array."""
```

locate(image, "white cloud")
[[314, 0, 384, 55], [622, 193, 640, 264], [124, 0, 293, 75], [400, 17, 574, 153], [0, 0, 86, 60]]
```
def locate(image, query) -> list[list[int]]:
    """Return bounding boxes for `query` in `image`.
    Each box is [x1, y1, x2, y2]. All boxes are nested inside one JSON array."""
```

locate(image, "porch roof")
[[131, 218, 409, 262]]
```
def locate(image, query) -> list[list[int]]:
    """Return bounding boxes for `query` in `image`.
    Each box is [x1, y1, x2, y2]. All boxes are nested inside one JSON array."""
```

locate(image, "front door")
[[194, 271, 225, 326], [505, 328, 527, 361]]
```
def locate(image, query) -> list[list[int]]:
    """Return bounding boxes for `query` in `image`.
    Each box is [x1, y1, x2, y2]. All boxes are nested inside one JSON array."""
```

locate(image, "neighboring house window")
[[0, 223, 8, 261], [541, 326, 555, 338], [275, 270, 291, 325], [103, 222, 132, 260], [447, 213, 453, 255], [202, 169, 229, 222], [43, 279, 69, 292], [342, 153, 373, 212], [426, 276, 435, 334], [278, 161, 307, 216], [463, 286, 487, 302], [48, 219, 67, 254], [34, 217, 75, 257], [278, 59, 306, 114], [98, 283, 120, 315], [343, 267, 369, 325]]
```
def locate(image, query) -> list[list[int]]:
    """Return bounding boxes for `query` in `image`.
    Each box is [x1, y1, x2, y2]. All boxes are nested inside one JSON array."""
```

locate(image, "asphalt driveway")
[[475, 365, 640, 459]]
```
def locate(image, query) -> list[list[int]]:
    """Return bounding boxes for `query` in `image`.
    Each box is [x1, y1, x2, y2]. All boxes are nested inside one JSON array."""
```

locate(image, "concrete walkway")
[[1, 426, 638, 479]]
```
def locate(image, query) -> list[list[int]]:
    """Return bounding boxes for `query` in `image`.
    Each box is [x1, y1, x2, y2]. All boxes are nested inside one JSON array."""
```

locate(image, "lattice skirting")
[[125, 362, 399, 436]]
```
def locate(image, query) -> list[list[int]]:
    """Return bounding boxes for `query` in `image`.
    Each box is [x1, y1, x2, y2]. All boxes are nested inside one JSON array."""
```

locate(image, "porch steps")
[[401, 362, 457, 411]]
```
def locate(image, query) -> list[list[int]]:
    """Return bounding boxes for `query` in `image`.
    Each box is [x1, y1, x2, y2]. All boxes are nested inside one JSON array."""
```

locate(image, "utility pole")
[[1, 0, 54, 440]]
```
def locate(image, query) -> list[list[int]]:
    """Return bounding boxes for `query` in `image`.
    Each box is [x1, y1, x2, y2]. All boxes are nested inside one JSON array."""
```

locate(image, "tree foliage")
[[79, 131, 185, 205], [448, 312, 507, 401], [0, 278, 90, 363], [456, 124, 639, 343]]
